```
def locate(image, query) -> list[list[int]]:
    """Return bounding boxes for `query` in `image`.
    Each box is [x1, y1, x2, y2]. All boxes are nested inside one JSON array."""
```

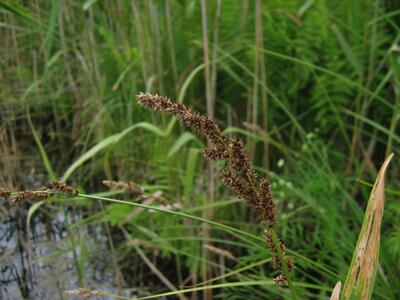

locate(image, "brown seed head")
[[258, 178, 276, 225], [0, 186, 11, 198], [136, 93, 295, 278], [11, 190, 52, 203], [202, 145, 227, 160], [137, 93, 225, 143], [274, 274, 287, 286], [218, 170, 258, 207], [52, 180, 79, 195], [228, 138, 251, 175]]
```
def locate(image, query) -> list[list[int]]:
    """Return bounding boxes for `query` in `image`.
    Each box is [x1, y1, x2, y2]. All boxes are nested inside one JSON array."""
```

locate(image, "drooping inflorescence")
[[136, 93, 294, 284], [0, 181, 79, 204]]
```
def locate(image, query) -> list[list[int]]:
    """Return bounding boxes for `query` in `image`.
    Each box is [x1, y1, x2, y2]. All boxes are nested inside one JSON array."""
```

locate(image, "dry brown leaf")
[[329, 281, 341, 300], [342, 153, 393, 300]]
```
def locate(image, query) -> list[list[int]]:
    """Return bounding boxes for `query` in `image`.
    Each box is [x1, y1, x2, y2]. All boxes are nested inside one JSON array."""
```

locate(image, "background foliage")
[[0, 0, 399, 299]]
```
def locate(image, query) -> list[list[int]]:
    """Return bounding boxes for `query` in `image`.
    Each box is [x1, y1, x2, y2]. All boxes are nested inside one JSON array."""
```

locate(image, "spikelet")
[[10, 190, 53, 203], [52, 180, 79, 195], [0, 186, 11, 198]]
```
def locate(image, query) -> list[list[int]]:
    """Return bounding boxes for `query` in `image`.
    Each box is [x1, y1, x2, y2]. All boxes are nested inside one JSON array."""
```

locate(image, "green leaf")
[[0, 1, 45, 30], [168, 133, 202, 157], [61, 122, 166, 181], [27, 112, 56, 181], [27, 200, 45, 229], [183, 148, 200, 200]]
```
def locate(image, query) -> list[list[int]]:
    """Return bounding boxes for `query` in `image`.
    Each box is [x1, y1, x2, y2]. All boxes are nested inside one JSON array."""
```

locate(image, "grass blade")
[[168, 133, 202, 157], [27, 112, 57, 181], [61, 122, 166, 181]]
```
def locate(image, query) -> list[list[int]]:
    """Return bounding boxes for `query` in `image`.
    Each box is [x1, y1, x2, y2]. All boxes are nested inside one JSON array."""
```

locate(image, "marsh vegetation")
[[0, 1, 399, 299]]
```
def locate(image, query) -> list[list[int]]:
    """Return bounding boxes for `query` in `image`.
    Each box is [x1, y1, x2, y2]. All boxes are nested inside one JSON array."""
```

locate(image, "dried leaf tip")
[[64, 288, 106, 297], [102, 180, 143, 194]]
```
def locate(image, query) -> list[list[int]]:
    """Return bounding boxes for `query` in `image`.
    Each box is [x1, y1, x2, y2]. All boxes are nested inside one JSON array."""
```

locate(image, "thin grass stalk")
[[131, 0, 149, 84], [249, 4, 260, 163], [165, 0, 178, 96], [201, 2, 215, 298], [149, 0, 164, 95], [255, 0, 270, 170]]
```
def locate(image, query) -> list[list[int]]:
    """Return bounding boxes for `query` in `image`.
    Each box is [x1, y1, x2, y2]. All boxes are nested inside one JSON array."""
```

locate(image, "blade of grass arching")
[[257, 47, 393, 109], [342, 154, 394, 300], [369, 1, 400, 32], [0, 22, 32, 31], [74, 193, 341, 280], [193, 258, 270, 287], [137, 281, 275, 300], [368, 9, 400, 26], [78, 193, 263, 242], [27, 111, 57, 181], [356, 179, 400, 196], [168, 133, 202, 157], [0, 1, 46, 31], [95, 280, 331, 300], [135, 280, 332, 300], [344, 110, 400, 145], [187, 199, 241, 213], [83, 0, 100, 10], [61, 122, 167, 181]]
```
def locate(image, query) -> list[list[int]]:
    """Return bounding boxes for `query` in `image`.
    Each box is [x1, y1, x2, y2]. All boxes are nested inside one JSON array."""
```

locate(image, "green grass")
[[0, 0, 399, 299]]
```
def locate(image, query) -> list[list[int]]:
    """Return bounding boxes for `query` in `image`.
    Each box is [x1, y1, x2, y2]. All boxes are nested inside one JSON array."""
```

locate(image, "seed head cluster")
[[137, 93, 294, 283], [0, 181, 79, 204], [0, 186, 11, 198], [52, 180, 79, 195], [137, 93, 225, 145]]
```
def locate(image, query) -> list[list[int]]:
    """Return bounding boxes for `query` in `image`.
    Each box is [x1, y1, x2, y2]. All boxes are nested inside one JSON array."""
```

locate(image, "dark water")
[[0, 200, 125, 300]]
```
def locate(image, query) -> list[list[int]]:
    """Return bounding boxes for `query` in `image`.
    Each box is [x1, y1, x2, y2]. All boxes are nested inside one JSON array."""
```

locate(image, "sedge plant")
[[136, 93, 297, 296]]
